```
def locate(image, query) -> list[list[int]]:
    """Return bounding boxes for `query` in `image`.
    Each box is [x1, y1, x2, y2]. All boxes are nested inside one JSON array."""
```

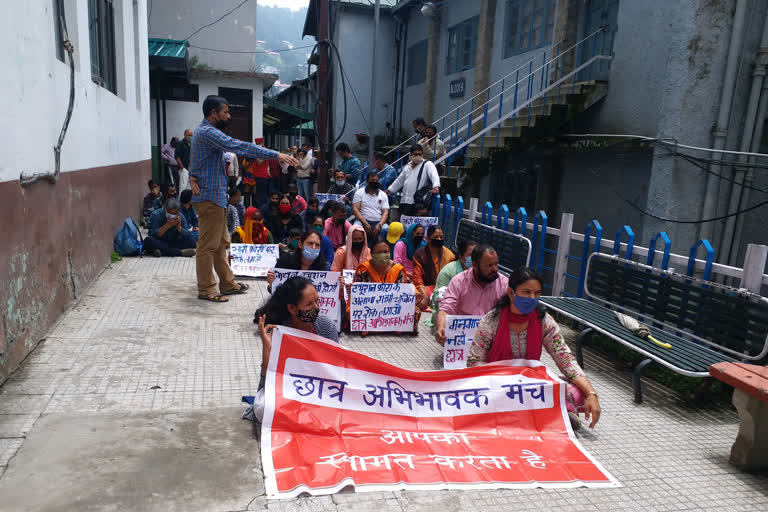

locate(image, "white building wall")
[[150, 76, 266, 144], [0, 0, 150, 183]]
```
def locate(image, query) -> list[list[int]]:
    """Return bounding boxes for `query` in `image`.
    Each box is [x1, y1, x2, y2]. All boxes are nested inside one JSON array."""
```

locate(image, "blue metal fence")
[[429, 194, 723, 298]]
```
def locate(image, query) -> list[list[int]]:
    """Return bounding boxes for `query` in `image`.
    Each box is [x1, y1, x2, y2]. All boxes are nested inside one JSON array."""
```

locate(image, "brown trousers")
[[193, 201, 237, 297]]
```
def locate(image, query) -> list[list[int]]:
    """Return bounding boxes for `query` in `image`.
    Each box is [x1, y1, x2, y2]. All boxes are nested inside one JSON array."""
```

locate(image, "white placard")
[[400, 216, 439, 229], [342, 269, 355, 303], [273, 269, 342, 332], [230, 244, 279, 277], [443, 315, 483, 369], [316, 193, 345, 208], [349, 283, 416, 332]]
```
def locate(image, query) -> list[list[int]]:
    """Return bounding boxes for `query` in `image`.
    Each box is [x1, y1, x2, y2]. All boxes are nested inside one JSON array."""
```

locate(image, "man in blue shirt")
[[190, 95, 297, 302], [360, 152, 398, 190], [144, 198, 197, 257], [335, 142, 361, 186]]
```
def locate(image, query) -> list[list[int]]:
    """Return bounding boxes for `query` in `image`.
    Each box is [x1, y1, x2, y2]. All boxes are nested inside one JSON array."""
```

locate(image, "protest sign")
[[349, 283, 416, 332], [273, 269, 342, 331], [400, 216, 439, 229], [443, 315, 482, 369], [230, 244, 279, 277], [342, 270, 355, 303], [316, 193, 344, 208], [261, 327, 619, 498]]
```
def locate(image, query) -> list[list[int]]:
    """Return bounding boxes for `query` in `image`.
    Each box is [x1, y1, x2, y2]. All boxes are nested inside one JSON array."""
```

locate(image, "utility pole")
[[317, 0, 330, 191], [368, 0, 381, 168]]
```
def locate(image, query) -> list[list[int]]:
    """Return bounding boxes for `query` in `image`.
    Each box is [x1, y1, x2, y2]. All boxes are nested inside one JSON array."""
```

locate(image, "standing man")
[[352, 172, 389, 245], [419, 124, 446, 175], [386, 144, 440, 216], [161, 137, 179, 186], [190, 95, 297, 303], [360, 152, 398, 190], [335, 142, 361, 186], [175, 129, 193, 177]]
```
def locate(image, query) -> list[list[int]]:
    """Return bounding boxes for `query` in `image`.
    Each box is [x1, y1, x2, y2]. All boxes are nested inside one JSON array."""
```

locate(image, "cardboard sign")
[[273, 269, 342, 331], [230, 244, 279, 277], [400, 216, 439, 229], [349, 283, 416, 332], [316, 193, 345, 208], [261, 327, 620, 498], [443, 315, 483, 369]]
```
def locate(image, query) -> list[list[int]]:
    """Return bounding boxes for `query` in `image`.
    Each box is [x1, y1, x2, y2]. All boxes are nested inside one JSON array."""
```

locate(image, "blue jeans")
[[253, 177, 269, 209], [297, 178, 312, 202]]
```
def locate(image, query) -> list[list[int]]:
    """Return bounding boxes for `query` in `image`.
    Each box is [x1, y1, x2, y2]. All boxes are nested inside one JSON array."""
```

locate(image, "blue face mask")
[[464, 256, 472, 268], [513, 294, 540, 314], [303, 246, 320, 261]]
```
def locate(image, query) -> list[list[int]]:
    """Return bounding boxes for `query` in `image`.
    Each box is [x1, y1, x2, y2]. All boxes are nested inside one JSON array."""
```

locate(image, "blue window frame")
[[446, 17, 479, 75], [407, 39, 428, 86], [503, 0, 556, 58]]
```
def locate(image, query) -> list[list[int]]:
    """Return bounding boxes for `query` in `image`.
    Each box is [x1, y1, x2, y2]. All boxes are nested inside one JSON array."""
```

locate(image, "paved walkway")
[[0, 256, 766, 511]]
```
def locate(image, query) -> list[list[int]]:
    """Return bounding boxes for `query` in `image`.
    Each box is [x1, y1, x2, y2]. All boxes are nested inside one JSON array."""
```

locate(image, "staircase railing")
[[379, 27, 609, 172]]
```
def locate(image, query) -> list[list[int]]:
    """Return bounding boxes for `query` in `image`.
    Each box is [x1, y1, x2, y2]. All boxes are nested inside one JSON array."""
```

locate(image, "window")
[[53, 0, 66, 62], [446, 17, 479, 75], [504, 0, 556, 58], [88, 0, 117, 93], [407, 39, 428, 86]]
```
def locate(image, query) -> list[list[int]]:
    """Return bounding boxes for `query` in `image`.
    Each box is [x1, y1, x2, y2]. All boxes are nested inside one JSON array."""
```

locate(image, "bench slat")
[[542, 297, 736, 374], [710, 362, 768, 402]]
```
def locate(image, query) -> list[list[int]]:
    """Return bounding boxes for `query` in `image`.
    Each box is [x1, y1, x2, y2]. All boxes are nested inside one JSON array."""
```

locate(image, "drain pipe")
[[699, 0, 748, 243], [722, 10, 768, 265]]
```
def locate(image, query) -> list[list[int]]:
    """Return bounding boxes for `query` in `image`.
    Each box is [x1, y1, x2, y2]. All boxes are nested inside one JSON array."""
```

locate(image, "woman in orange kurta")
[[346, 240, 424, 335], [412, 226, 455, 310]]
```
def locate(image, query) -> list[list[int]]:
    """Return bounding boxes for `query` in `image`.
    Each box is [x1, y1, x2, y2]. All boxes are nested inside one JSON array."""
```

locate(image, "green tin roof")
[[148, 39, 187, 59]]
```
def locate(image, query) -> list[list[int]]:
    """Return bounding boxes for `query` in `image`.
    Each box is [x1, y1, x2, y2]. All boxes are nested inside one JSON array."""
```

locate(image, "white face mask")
[[335, 179, 346, 186], [411, 156, 424, 165], [166, 212, 179, 219]]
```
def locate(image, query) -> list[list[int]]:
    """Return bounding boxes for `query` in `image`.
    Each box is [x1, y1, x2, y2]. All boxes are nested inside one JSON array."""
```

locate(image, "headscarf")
[[241, 207, 270, 244], [345, 225, 371, 270], [399, 223, 426, 260]]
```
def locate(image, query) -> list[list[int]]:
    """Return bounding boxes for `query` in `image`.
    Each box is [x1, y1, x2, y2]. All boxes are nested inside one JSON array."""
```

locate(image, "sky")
[[258, 0, 310, 11]]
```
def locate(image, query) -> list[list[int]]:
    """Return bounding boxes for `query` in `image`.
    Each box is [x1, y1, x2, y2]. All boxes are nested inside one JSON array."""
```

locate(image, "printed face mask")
[[513, 294, 540, 314], [296, 306, 320, 324]]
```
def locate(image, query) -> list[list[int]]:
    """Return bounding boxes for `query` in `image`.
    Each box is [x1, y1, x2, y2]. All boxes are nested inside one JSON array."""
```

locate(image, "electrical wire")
[[184, 0, 251, 41], [618, 194, 768, 224], [189, 44, 315, 54]]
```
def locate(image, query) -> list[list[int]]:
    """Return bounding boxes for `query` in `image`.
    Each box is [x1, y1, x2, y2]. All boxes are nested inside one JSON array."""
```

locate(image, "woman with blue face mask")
[[428, 239, 477, 327], [467, 267, 602, 431], [266, 231, 328, 293]]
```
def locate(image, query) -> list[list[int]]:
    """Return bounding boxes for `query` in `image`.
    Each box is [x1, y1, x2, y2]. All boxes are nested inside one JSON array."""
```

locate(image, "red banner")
[[261, 327, 619, 498]]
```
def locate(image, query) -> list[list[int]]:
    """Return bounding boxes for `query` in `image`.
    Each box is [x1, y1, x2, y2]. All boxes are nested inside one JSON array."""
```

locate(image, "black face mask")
[[430, 239, 444, 248], [413, 235, 424, 246], [368, 181, 380, 190], [334, 217, 345, 225], [214, 113, 230, 130], [352, 241, 365, 251]]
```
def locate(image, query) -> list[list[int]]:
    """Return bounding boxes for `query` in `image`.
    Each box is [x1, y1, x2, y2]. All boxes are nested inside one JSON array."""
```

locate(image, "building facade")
[[0, 0, 151, 382]]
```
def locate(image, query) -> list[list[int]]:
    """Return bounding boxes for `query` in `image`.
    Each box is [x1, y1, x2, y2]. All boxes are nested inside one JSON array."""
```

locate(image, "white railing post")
[[551, 213, 574, 297], [468, 197, 480, 223], [741, 244, 768, 293]]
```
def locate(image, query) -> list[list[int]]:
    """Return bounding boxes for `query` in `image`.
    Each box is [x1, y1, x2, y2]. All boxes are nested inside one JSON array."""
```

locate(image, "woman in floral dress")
[[467, 267, 602, 429]]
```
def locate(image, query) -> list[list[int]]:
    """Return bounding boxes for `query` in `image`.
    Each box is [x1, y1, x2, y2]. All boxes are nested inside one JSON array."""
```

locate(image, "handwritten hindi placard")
[[316, 193, 344, 208], [349, 283, 416, 332], [443, 315, 482, 369], [261, 327, 620, 498], [400, 215, 439, 229], [342, 270, 355, 303], [273, 269, 342, 331], [230, 244, 279, 277]]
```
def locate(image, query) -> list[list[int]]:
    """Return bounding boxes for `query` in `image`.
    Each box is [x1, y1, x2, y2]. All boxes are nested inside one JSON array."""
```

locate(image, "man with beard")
[[189, 95, 297, 303], [434, 244, 509, 344]]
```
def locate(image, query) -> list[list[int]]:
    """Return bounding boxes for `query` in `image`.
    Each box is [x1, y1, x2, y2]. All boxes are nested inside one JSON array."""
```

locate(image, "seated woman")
[[424, 238, 477, 331], [305, 197, 321, 223], [350, 240, 424, 335], [244, 277, 339, 423], [393, 223, 425, 277], [331, 225, 371, 271], [308, 215, 335, 270], [266, 230, 327, 293], [467, 267, 602, 430], [412, 226, 455, 311], [272, 194, 304, 247], [232, 207, 274, 244]]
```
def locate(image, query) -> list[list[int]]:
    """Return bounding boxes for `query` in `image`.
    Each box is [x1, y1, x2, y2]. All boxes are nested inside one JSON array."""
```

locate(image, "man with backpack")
[[385, 144, 440, 216]]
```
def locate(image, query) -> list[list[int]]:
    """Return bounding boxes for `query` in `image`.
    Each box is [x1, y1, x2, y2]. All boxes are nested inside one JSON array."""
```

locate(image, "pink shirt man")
[[323, 217, 353, 250], [440, 267, 510, 316]]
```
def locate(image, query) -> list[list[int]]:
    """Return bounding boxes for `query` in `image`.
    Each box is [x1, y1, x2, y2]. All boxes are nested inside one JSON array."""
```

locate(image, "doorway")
[[218, 87, 253, 142]]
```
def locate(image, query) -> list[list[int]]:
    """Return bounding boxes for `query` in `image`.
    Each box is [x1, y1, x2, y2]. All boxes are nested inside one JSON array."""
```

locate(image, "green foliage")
[[110, 252, 122, 263]]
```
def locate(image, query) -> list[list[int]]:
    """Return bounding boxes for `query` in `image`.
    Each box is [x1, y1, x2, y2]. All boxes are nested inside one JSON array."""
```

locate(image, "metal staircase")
[[381, 28, 612, 174]]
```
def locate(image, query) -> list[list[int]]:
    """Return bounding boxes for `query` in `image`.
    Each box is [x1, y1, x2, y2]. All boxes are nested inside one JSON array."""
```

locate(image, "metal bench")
[[710, 362, 768, 471], [454, 219, 531, 275], [541, 253, 768, 403]]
